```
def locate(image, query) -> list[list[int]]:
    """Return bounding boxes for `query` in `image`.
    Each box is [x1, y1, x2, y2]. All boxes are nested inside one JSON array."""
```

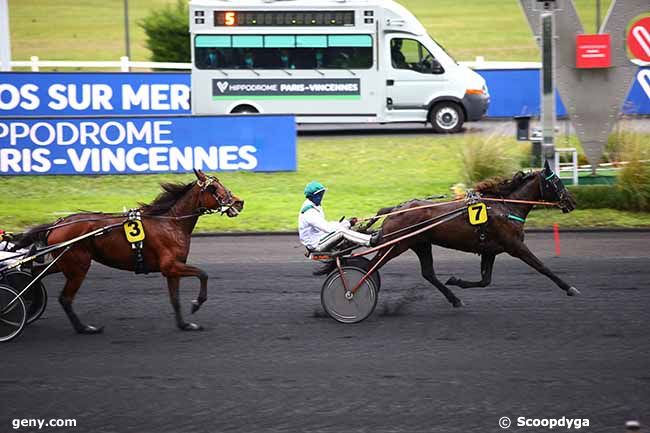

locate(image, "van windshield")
[[429, 36, 458, 65]]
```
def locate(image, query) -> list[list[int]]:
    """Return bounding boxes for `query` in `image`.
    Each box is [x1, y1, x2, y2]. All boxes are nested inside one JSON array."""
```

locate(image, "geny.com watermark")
[[12, 418, 77, 430], [499, 416, 590, 430]]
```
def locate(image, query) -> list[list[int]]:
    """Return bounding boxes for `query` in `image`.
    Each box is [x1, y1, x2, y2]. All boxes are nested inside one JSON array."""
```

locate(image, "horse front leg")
[[446, 253, 496, 289], [163, 261, 208, 331], [183, 265, 209, 314], [166, 276, 202, 331], [161, 260, 209, 313], [506, 242, 580, 296]]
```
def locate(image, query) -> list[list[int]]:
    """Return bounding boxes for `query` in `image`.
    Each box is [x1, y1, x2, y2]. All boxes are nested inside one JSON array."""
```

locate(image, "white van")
[[189, 0, 489, 132]]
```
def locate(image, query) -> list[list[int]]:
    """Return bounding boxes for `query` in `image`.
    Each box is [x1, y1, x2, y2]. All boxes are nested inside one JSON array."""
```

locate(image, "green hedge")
[[569, 185, 650, 212], [139, 0, 190, 63]]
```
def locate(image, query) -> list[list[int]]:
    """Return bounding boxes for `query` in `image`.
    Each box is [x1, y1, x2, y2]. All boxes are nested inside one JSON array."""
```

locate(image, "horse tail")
[[376, 205, 398, 216], [361, 205, 399, 230], [10, 223, 52, 251]]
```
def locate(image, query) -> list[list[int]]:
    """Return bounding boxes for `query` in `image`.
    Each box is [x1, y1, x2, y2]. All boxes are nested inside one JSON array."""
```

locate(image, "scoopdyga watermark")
[[499, 416, 590, 430]]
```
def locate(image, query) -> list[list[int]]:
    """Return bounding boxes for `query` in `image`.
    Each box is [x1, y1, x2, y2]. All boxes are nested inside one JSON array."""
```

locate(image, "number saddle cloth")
[[123, 209, 147, 274]]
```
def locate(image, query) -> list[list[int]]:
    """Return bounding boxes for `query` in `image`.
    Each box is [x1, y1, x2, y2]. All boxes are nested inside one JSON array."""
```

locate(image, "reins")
[[356, 199, 466, 222], [351, 207, 468, 258], [357, 195, 559, 224], [14, 176, 237, 239], [13, 209, 215, 239], [480, 197, 559, 206]]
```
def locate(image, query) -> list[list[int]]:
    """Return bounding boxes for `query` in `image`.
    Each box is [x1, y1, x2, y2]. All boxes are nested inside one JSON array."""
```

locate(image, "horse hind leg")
[[446, 253, 496, 289], [412, 243, 464, 308], [58, 252, 103, 334]]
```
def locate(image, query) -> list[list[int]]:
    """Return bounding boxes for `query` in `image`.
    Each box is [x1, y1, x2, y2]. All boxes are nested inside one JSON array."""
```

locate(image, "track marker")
[[553, 223, 561, 257]]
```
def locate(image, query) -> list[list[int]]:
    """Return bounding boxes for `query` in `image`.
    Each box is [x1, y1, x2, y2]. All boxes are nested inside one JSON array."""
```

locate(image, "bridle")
[[539, 170, 568, 206], [196, 176, 237, 215]]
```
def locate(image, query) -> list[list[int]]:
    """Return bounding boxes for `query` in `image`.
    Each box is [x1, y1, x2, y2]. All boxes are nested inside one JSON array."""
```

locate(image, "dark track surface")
[[2, 232, 649, 433]]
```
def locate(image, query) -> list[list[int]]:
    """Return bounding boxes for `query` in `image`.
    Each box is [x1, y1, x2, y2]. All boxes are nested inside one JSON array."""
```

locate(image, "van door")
[[384, 36, 449, 122]]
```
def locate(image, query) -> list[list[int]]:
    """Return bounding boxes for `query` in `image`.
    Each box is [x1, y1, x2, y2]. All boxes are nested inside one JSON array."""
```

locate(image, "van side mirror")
[[431, 59, 444, 74]]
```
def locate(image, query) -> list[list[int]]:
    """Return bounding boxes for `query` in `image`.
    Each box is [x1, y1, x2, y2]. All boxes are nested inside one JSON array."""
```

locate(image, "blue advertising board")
[[0, 115, 296, 175], [477, 68, 650, 117], [0, 70, 649, 118], [0, 72, 191, 116]]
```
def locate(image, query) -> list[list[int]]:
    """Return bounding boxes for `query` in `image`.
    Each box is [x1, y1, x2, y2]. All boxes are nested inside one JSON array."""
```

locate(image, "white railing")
[[7, 55, 648, 72], [459, 56, 542, 70], [9, 56, 190, 72], [6, 55, 545, 72], [555, 147, 579, 186]]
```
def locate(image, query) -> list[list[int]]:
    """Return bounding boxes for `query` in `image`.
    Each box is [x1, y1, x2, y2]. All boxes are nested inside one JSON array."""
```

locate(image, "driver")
[[299, 181, 379, 252], [0, 230, 25, 267], [391, 39, 408, 69]]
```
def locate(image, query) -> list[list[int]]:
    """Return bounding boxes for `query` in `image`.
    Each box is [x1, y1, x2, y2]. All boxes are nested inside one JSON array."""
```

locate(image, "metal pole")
[[123, 0, 131, 59], [595, 0, 601, 33], [540, 3, 556, 168], [0, 0, 11, 71]]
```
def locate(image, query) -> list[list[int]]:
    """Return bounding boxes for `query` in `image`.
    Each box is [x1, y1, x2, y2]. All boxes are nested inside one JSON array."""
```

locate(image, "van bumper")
[[462, 93, 490, 121]]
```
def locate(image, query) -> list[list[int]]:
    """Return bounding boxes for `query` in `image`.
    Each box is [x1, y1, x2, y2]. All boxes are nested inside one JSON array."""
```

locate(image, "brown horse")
[[365, 161, 578, 308], [15, 170, 244, 334]]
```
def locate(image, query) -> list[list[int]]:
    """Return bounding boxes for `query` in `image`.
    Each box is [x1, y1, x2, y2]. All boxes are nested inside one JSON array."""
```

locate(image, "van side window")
[[390, 38, 444, 74], [194, 34, 373, 70]]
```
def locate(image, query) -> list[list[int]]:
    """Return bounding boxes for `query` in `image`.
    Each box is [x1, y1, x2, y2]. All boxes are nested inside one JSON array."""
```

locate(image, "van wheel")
[[430, 102, 464, 133], [231, 105, 259, 114]]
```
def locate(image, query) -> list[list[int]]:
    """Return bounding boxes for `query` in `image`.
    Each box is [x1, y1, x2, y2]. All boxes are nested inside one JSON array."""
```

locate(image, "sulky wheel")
[[0, 284, 27, 342], [321, 266, 378, 324], [0, 270, 47, 325], [341, 257, 381, 291]]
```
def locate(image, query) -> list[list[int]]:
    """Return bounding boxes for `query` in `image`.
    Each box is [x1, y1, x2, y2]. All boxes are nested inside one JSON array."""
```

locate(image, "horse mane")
[[474, 171, 535, 197], [139, 181, 196, 215]]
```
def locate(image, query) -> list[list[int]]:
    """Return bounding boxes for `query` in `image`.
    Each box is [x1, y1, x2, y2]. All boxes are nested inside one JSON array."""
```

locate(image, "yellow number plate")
[[468, 203, 488, 225], [123, 220, 145, 243]]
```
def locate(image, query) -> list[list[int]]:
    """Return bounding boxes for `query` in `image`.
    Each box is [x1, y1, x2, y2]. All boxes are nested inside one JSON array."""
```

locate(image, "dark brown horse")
[[365, 161, 578, 308], [15, 170, 243, 334]]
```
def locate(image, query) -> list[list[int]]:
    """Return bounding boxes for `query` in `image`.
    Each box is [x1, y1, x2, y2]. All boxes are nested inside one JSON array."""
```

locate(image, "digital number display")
[[214, 11, 355, 27]]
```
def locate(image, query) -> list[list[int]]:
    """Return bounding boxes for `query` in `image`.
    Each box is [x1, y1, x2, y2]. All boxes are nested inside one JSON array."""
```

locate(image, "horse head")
[[540, 161, 576, 213], [193, 169, 244, 217]]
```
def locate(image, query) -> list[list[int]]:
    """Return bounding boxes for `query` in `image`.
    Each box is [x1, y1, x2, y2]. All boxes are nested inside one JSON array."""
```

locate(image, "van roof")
[[189, 0, 426, 36], [191, 0, 397, 9]]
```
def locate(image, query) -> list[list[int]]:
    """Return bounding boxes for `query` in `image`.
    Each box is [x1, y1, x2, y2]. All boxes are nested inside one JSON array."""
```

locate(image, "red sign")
[[628, 17, 650, 62], [576, 34, 611, 69]]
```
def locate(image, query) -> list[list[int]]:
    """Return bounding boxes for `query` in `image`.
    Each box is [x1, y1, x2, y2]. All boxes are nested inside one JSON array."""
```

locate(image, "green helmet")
[[304, 181, 326, 197]]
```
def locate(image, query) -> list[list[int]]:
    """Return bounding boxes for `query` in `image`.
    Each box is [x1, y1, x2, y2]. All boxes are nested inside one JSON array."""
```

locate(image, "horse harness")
[[466, 171, 564, 248], [464, 190, 491, 247], [196, 177, 236, 216], [121, 178, 232, 275], [123, 209, 147, 274]]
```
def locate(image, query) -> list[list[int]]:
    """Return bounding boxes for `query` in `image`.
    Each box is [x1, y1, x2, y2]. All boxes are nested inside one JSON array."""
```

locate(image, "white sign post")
[[0, 0, 11, 71]]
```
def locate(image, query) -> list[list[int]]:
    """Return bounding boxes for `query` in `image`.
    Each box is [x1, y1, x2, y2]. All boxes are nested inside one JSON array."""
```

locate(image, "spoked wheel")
[[0, 284, 27, 342], [321, 266, 378, 324], [0, 270, 47, 324], [342, 257, 381, 291]]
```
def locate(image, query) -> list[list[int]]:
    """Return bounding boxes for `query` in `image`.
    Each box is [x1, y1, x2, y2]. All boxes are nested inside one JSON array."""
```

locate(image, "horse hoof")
[[78, 325, 104, 335], [452, 299, 465, 308], [567, 287, 581, 296], [181, 322, 203, 331], [191, 300, 201, 314], [446, 277, 459, 286]]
